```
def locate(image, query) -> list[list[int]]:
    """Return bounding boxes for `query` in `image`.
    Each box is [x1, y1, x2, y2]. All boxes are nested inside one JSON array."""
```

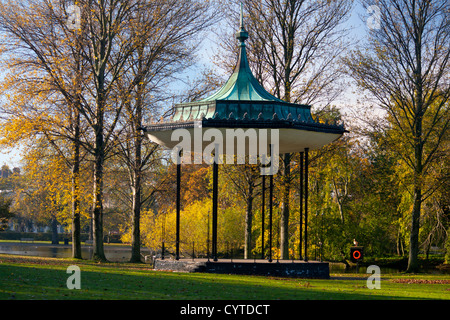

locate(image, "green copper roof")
[[201, 8, 283, 102], [142, 5, 347, 153], [168, 7, 314, 123], [144, 6, 345, 136]]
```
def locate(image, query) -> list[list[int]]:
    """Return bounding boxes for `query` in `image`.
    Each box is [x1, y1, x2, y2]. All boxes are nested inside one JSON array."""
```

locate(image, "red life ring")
[[352, 250, 361, 260]]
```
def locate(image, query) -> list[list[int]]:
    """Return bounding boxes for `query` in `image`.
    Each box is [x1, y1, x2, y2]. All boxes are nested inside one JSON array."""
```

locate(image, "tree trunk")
[[92, 107, 107, 261], [407, 45, 424, 273], [92, 152, 106, 261], [51, 216, 59, 245], [130, 180, 141, 262], [407, 185, 422, 272], [71, 111, 82, 259], [130, 129, 143, 263], [280, 153, 291, 260], [396, 229, 402, 256], [70, 29, 83, 259], [129, 78, 144, 263], [338, 201, 345, 224], [408, 123, 423, 272]]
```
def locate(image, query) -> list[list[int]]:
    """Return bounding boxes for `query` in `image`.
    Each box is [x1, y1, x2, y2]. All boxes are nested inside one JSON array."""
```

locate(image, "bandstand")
[[142, 8, 346, 278]]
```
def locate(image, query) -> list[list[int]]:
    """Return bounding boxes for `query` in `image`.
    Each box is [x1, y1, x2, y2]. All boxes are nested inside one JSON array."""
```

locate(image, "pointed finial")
[[236, 3, 248, 44], [240, 2, 244, 29]]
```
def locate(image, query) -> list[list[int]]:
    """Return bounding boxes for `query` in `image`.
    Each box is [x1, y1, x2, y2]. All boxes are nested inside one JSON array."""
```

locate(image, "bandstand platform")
[[154, 258, 330, 279]]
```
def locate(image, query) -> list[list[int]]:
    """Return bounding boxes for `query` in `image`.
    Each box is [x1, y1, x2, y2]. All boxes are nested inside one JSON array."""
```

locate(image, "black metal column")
[[207, 210, 210, 262], [161, 208, 166, 260], [268, 173, 273, 263], [304, 148, 309, 262], [176, 150, 181, 260], [299, 151, 303, 260], [261, 175, 265, 259], [212, 159, 218, 262]]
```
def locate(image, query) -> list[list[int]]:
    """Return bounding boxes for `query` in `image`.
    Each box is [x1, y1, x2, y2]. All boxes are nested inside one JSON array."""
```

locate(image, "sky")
[[0, 2, 370, 168], [0, 147, 22, 169]]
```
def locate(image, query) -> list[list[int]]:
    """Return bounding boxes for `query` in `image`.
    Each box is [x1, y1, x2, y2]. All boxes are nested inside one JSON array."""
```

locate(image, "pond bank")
[[0, 241, 150, 262]]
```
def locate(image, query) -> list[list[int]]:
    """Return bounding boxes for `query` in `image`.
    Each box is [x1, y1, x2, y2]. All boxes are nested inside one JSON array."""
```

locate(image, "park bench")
[[85, 240, 93, 245], [20, 238, 34, 243]]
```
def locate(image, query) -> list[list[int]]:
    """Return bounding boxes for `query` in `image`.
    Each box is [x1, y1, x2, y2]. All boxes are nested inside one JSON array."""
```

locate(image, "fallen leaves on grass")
[[297, 281, 312, 288], [389, 279, 450, 284], [0, 255, 63, 266]]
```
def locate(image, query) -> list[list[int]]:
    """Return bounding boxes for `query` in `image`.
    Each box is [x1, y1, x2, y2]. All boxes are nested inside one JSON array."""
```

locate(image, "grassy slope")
[[1, 254, 449, 300]]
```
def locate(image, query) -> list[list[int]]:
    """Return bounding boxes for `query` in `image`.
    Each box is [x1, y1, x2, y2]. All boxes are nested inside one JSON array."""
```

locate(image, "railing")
[[150, 240, 299, 263], [151, 240, 249, 262]]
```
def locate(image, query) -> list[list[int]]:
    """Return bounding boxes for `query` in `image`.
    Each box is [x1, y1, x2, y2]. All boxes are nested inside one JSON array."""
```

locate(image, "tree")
[[11, 141, 74, 243], [77, 0, 220, 261], [0, 193, 13, 231], [0, 0, 219, 261], [344, 0, 450, 272], [0, 0, 93, 258], [112, 0, 219, 262]]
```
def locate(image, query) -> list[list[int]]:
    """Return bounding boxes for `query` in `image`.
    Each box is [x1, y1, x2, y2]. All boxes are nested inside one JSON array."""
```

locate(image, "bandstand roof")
[[143, 8, 346, 155]]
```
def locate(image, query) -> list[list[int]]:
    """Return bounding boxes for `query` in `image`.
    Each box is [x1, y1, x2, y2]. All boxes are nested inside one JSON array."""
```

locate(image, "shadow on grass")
[[0, 262, 410, 300]]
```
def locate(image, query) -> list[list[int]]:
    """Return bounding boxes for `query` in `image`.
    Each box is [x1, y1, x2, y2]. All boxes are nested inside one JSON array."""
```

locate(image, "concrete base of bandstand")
[[153, 258, 329, 279]]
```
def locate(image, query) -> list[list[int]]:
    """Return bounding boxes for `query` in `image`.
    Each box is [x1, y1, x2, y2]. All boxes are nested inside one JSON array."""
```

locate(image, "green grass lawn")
[[1, 254, 449, 300]]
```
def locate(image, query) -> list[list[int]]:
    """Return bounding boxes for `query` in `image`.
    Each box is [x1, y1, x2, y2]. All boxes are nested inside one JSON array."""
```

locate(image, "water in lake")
[[0, 242, 150, 262]]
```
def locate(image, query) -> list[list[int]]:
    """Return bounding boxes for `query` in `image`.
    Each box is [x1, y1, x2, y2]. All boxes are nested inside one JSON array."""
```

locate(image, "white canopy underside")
[[145, 127, 342, 155]]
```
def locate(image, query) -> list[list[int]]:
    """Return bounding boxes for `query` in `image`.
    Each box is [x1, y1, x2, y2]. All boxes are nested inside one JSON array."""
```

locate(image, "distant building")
[[0, 165, 20, 179], [0, 165, 12, 179]]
